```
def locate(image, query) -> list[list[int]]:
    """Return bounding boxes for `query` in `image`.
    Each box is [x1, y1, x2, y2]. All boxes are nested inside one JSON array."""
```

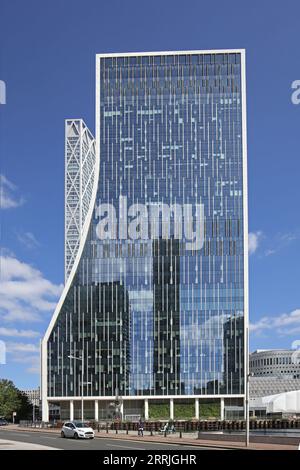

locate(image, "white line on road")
[[0, 438, 59, 450], [109, 443, 146, 450]]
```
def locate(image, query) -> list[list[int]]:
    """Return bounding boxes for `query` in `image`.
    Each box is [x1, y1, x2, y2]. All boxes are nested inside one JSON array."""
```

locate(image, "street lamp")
[[245, 326, 250, 447], [246, 370, 254, 447], [68, 353, 89, 422], [33, 400, 35, 423]]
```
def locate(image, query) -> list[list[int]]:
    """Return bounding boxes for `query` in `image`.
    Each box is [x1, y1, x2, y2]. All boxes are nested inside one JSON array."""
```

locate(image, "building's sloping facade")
[[42, 50, 248, 421]]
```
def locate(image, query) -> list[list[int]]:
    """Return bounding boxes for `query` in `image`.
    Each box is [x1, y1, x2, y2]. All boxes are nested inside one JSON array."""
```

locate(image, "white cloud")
[[248, 230, 300, 258], [0, 327, 40, 338], [251, 308, 300, 336], [0, 253, 63, 323], [17, 231, 40, 250], [26, 364, 40, 374], [248, 231, 263, 255], [265, 249, 276, 257], [0, 174, 25, 209], [6, 342, 40, 353], [280, 232, 298, 243], [263, 230, 300, 257], [7, 347, 40, 375], [25, 356, 40, 374]]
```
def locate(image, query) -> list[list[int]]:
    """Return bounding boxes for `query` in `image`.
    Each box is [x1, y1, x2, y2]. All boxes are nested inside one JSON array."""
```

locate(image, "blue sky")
[[0, 0, 300, 389]]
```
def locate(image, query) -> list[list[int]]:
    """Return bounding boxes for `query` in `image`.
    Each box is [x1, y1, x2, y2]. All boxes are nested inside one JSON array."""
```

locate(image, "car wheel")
[[74, 432, 79, 439], [61, 431, 65, 438]]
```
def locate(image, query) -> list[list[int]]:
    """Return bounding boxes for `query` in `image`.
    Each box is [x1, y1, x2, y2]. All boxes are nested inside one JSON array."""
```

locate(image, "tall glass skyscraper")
[[42, 50, 248, 422]]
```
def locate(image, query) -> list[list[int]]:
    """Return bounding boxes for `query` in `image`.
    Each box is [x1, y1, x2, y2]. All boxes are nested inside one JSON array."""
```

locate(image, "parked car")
[[0, 419, 8, 426], [61, 421, 94, 439]]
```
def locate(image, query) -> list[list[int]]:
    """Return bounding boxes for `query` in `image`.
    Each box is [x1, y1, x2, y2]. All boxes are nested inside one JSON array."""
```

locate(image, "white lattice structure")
[[65, 119, 96, 283]]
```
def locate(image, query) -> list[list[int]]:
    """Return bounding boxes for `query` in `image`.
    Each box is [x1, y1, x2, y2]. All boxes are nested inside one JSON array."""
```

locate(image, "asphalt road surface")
[[0, 429, 211, 450]]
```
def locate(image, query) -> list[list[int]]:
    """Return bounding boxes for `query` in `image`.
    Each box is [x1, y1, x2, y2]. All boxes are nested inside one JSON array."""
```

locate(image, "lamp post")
[[245, 326, 250, 447], [68, 353, 84, 421]]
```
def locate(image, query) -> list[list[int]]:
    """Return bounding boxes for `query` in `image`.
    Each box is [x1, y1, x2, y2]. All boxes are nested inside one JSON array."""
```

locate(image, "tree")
[[0, 379, 32, 421], [18, 390, 33, 420]]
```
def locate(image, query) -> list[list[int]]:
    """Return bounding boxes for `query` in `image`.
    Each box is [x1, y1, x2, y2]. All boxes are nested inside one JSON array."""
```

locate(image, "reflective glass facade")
[[47, 51, 247, 399]]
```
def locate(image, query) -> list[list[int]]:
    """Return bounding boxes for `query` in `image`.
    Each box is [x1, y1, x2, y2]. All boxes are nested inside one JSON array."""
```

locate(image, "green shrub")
[[174, 404, 194, 419], [199, 402, 220, 418], [149, 404, 169, 419]]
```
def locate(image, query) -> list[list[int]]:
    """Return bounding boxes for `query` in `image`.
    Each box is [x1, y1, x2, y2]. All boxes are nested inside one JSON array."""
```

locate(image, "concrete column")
[[120, 401, 124, 420], [195, 398, 199, 420], [70, 400, 74, 421], [220, 397, 225, 420], [95, 400, 99, 421], [42, 399, 49, 422], [170, 398, 174, 420], [144, 399, 149, 420]]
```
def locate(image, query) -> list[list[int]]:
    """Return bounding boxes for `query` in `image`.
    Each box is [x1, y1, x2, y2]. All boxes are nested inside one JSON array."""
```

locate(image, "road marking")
[[106, 438, 194, 448], [0, 438, 59, 450], [109, 443, 145, 450]]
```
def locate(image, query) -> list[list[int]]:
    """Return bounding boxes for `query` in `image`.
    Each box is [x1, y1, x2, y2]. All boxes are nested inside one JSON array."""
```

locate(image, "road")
[[0, 428, 211, 450]]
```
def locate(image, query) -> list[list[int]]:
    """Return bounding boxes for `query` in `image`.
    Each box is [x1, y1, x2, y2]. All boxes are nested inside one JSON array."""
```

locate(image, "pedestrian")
[[138, 418, 144, 437]]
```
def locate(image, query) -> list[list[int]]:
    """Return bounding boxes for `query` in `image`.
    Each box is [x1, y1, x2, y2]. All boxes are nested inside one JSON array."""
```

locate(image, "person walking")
[[138, 418, 144, 437]]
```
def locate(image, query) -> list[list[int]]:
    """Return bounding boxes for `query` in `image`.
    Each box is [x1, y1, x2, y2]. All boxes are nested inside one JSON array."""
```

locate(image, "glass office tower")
[[42, 50, 248, 421]]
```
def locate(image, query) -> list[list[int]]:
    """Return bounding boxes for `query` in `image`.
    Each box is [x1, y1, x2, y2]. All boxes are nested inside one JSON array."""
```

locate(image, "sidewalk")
[[3, 425, 298, 450]]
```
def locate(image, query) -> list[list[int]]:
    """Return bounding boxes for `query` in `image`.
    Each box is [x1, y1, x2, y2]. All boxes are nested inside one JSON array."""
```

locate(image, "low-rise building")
[[21, 388, 40, 407], [250, 350, 300, 417], [250, 349, 300, 378]]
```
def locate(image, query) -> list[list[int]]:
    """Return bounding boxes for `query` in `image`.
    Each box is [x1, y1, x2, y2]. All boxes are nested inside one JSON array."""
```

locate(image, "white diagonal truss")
[[64, 119, 96, 283]]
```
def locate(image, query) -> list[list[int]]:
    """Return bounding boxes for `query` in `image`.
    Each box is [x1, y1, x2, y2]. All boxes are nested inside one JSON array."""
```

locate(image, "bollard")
[[126, 426, 129, 435], [179, 430, 182, 438], [97, 423, 100, 433], [106, 425, 109, 434], [150, 429, 153, 436], [197, 430, 201, 439], [164, 430, 167, 437], [116, 428, 118, 434]]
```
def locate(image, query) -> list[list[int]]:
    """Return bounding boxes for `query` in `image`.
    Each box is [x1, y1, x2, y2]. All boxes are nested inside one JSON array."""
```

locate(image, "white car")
[[61, 421, 95, 439]]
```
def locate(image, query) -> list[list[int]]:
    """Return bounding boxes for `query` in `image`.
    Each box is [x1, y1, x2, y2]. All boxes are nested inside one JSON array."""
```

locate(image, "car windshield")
[[73, 421, 87, 428]]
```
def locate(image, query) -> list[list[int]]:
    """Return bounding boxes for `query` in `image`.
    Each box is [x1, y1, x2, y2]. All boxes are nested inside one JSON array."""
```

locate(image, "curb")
[[94, 432, 242, 450]]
